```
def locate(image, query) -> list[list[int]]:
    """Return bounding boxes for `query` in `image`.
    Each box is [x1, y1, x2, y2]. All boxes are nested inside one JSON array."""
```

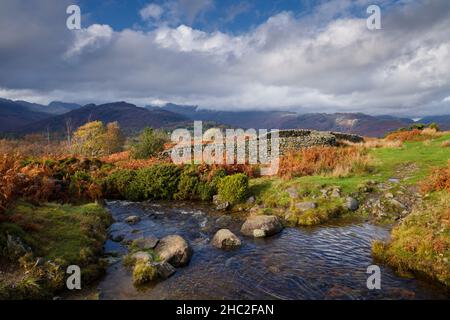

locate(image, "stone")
[[388, 178, 400, 183], [295, 201, 317, 211], [389, 199, 405, 209], [286, 187, 299, 199], [125, 215, 141, 225], [246, 196, 256, 205], [253, 229, 266, 238], [346, 197, 359, 211], [212, 195, 221, 206], [154, 261, 176, 279], [240, 215, 283, 238], [216, 201, 230, 211], [385, 192, 394, 199], [215, 215, 232, 228], [331, 189, 341, 198], [211, 229, 241, 249], [133, 236, 159, 250], [132, 251, 153, 262], [154, 235, 192, 267]]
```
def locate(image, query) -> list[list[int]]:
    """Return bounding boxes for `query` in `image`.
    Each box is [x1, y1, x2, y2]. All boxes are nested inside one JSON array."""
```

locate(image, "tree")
[[428, 122, 440, 131], [131, 128, 168, 159], [72, 121, 124, 157], [103, 122, 125, 155]]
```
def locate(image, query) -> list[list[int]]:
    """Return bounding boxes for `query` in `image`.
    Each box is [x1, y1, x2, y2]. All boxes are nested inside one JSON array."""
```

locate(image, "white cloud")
[[140, 3, 164, 21], [65, 24, 113, 57], [1, 0, 450, 116]]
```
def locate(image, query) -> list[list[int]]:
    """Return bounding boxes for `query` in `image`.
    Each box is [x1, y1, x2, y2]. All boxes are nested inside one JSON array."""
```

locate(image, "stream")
[[97, 200, 448, 300]]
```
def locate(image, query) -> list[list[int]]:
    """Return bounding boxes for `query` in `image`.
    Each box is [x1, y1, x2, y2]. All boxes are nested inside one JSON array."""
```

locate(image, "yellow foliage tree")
[[72, 121, 124, 157]]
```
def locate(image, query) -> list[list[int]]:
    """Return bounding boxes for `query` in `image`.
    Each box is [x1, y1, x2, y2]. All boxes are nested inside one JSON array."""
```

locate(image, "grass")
[[248, 133, 450, 227], [251, 133, 450, 202], [0, 201, 111, 299], [372, 191, 450, 287]]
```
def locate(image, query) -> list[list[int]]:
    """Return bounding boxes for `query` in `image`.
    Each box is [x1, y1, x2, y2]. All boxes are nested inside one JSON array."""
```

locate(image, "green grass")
[[247, 134, 449, 228], [250, 133, 450, 206], [0, 201, 112, 299], [372, 191, 450, 287]]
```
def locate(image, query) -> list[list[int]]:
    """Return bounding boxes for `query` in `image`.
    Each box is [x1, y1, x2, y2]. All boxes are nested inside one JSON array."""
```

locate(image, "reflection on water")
[[98, 201, 448, 300]]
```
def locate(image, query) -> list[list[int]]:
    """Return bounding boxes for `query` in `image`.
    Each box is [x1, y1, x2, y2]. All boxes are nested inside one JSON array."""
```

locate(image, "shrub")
[[103, 169, 137, 199], [428, 122, 440, 131], [420, 161, 450, 194], [217, 173, 249, 204], [131, 128, 168, 159], [128, 164, 181, 201], [175, 165, 200, 200], [132, 260, 157, 285]]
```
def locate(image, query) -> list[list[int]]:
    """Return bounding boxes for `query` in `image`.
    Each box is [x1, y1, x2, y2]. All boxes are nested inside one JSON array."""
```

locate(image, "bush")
[[428, 122, 440, 131], [128, 164, 180, 201], [103, 170, 137, 199], [175, 165, 200, 200], [131, 128, 168, 159], [217, 173, 249, 204], [132, 260, 158, 285]]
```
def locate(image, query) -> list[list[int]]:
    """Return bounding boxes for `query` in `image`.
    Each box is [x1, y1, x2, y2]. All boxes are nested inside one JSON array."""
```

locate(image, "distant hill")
[[14, 100, 82, 115], [155, 104, 416, 137], [19, 101, 188, 135], [419, 115, 450, 130], [0, 98, 51, 133]]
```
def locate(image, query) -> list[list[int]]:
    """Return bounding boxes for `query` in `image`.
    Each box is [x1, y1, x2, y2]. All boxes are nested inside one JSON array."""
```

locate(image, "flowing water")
[[98, 200, 448, 300]]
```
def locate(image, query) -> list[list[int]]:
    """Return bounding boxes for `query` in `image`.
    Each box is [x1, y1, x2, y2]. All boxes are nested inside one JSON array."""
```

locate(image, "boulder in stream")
[[240, 215, 283, 238], [211, 229, 241, 249], [133, 236, 159, 250], [125, 215, 141, 225], [154, 235, 192, 267]]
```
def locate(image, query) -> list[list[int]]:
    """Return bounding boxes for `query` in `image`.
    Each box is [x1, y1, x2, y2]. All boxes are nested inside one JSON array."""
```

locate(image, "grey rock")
[[286, 187, 299, 199], [125, 215, 141, 225], [132, 251, 153, 262], [331, 189, 341, 198], [241, 215, 283, 238], [389, 199, 406, 209], [133, 236, 159, 250], [215, 215, 232, 228], [346, 197, 359, 211], [211, 229, 241, 249], [253, 229, 266, 238], [216, 201, 230, 211], [155, 235, 192, 267], [295, 201, 317, 211], [246, 196, 256, 205], [154, 261, 176, 279]]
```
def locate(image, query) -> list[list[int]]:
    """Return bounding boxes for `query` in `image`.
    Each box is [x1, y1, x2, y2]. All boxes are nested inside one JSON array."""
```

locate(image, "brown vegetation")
[[421, 161, 450, 194], [278, 146, 371, 179]]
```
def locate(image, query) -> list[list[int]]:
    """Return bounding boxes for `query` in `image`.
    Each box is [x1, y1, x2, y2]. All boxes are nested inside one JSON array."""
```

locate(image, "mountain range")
[[1, 98, 449, 137]]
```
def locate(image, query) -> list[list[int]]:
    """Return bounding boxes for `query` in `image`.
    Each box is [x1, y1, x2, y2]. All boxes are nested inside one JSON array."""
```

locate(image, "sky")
[[0, 0, 449, 116]]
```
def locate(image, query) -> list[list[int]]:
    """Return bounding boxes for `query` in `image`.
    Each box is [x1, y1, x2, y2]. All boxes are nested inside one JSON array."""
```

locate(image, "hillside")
[[156, 104, 415, 137], [0, 98, 51, 133], [19, 102, 188, 135]]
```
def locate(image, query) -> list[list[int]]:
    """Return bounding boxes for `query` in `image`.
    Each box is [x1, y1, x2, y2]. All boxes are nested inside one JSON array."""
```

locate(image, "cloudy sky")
[[0, 0, 449, 116]]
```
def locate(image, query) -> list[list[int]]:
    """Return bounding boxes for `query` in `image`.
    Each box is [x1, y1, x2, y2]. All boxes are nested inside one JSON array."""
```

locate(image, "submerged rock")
[[125, 215, 141, 225], [154, 261, 176, 279], [155, 235, 192, 267], [133, 236, 159, 250], [240, 215, 283, 238], [215, 215, 232, 228], [211, 229, 241, 249]]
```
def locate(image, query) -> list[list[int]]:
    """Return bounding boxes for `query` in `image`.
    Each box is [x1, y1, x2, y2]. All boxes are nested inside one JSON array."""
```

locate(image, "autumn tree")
[[72, 121, 125, 157]]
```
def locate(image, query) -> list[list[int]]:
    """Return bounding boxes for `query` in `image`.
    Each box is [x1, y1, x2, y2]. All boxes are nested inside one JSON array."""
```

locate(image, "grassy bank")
[[0, 201, 111, 299], [372, 192, 450, 287], [248, 133, 450, 225]]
